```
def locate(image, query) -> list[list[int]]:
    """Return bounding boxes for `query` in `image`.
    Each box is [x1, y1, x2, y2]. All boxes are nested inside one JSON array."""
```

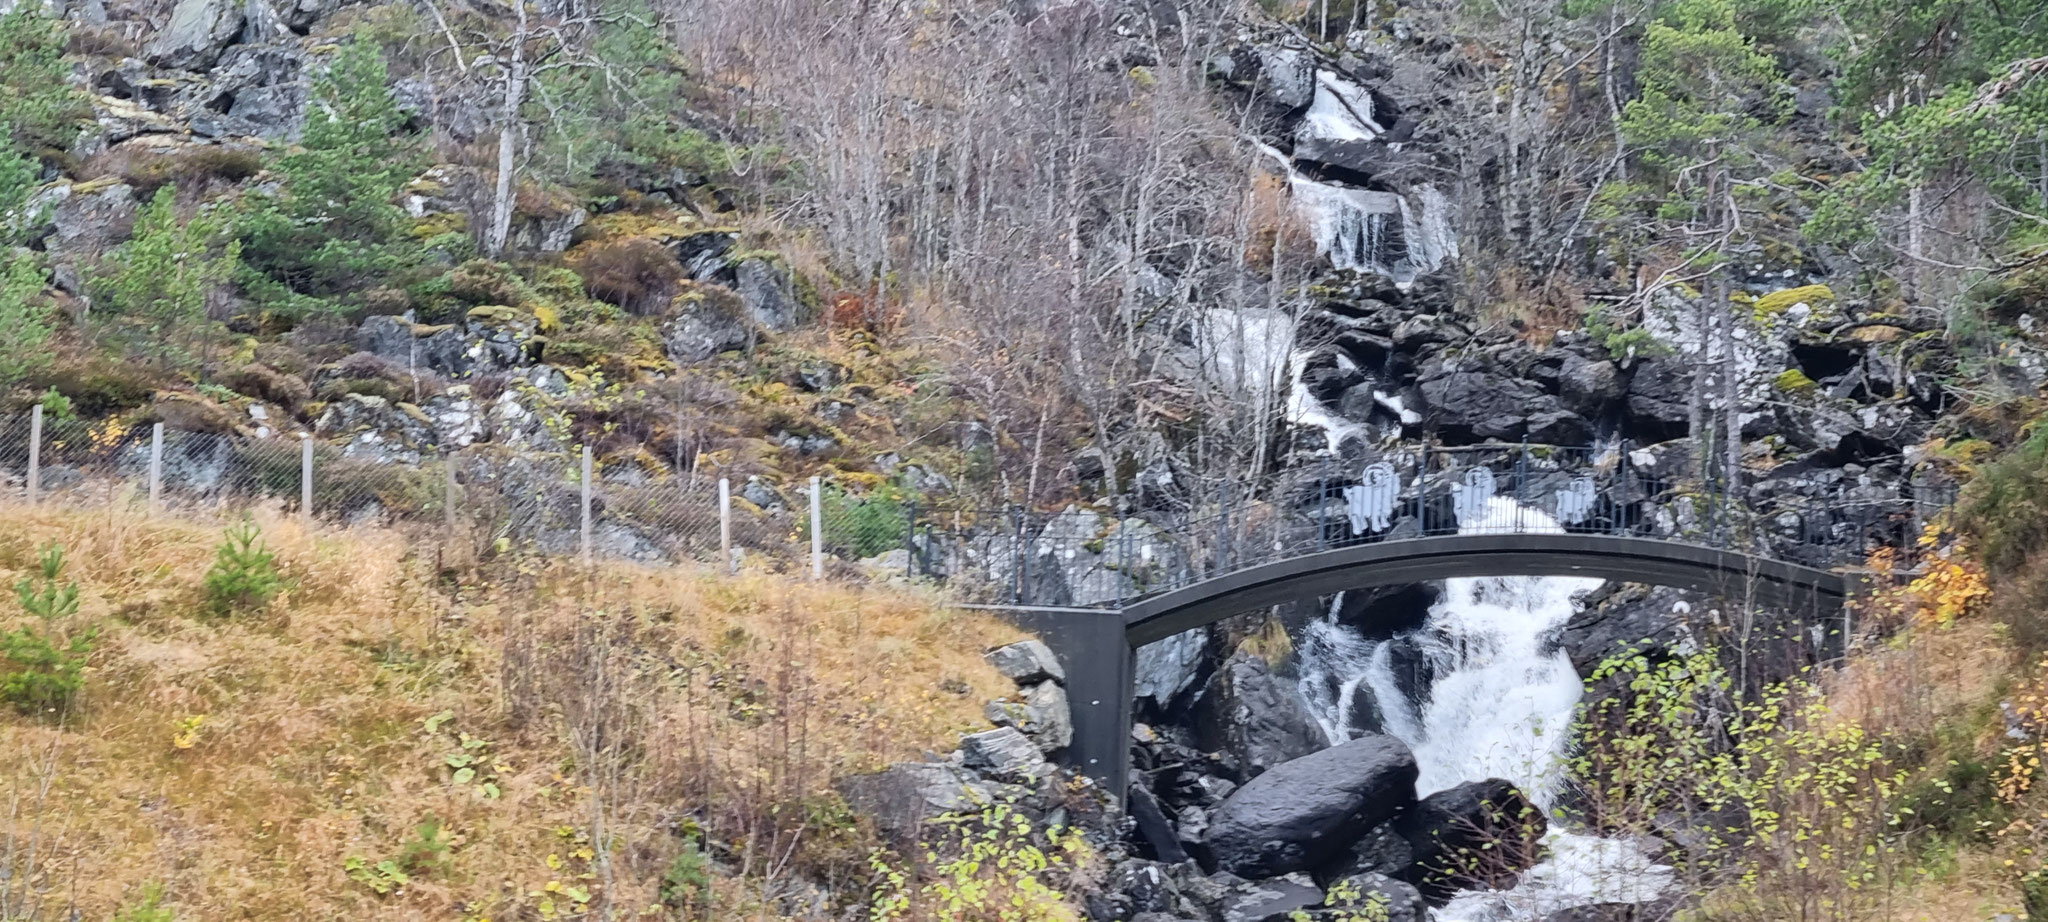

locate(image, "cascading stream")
[[1296, 497, 1673, 920]]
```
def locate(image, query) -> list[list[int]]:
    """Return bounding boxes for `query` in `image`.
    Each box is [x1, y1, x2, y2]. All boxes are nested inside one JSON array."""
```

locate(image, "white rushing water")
[[1297, 497, 1674, 920], [1189, 307, 1383, 454]]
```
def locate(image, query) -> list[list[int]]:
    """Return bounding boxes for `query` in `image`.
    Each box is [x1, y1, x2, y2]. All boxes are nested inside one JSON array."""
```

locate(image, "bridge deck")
[[977, 531, 1858, 798], [1120, 533, 1850, 646]]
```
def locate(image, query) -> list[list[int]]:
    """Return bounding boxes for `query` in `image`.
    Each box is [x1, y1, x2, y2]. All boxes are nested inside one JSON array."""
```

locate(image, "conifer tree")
[[238, 41, 421, 304]]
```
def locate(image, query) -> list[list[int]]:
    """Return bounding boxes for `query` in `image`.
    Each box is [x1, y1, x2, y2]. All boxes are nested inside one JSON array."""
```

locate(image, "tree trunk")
[[484, 1, 529, 259], [1906, 182, 1925, 301]]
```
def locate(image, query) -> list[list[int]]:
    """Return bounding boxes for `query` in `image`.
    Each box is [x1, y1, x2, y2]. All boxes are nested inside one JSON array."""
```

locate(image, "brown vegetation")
[[568, 237, 687, 316], [0, 499, 1016, 920]]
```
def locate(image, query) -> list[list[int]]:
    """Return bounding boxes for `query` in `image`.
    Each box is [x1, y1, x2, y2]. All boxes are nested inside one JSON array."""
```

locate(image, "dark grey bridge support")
[[995, 607, 1137, 797], [991, 534, 1855, 800]]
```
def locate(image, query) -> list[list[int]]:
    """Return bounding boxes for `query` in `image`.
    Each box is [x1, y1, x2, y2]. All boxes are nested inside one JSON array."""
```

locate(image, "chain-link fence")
[[0, 409, 1955, 608]]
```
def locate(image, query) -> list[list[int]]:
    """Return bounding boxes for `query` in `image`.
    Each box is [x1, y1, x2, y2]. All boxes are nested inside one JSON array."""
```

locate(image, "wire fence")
[[0, 410, 1953, 609]]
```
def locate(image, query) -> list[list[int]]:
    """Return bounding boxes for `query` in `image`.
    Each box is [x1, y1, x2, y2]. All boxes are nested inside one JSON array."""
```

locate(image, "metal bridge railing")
[[909, 442, 1955, 609]]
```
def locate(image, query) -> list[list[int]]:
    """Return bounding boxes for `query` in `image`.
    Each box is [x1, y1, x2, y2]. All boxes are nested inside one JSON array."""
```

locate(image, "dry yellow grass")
[[0, 499, 1019, 921]]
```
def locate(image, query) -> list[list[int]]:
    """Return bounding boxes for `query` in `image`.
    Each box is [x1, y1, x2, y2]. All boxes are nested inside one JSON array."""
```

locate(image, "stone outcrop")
[[1204, 733, 1419, 879], [1192, 651, 1326, 780], [1396, 778, 1547, 904], [146, 0, 243, 70]]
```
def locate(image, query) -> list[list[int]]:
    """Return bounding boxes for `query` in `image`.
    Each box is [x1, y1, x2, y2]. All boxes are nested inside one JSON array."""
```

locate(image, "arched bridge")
[[925, 442, 1948, 797]]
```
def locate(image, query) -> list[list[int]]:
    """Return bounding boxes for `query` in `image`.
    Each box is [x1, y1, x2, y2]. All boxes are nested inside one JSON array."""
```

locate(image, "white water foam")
[[1191, 306, 1373, 454], [1296, 497, 1674, 920]]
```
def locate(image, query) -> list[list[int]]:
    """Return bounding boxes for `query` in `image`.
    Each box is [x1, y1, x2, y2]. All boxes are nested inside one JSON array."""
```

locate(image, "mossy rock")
[[582, 211, 704, 242], [1773, 368, 1818, 394], [465, 304, 529, 325], [410, 211, 468, 240], [70, 176, 125, 195], [1753, 284, 1835, 320]]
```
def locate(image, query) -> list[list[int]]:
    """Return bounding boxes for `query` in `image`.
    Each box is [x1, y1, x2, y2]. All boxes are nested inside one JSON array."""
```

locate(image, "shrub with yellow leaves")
[[867, 802, 1094, 922]]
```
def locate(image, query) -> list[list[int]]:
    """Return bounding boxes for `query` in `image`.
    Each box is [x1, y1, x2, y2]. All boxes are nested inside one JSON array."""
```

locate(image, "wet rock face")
[[1395, 778, 1547, 904], [1557, 584, 1698, 675], [1307, 872, 1429, 922], [1192, 651, 1326, 780], [1204, 733, 1420, 879], [1417, 359, 1590, 445]]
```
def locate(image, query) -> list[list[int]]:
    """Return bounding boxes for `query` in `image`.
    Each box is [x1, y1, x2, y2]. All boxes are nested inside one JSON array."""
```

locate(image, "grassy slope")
[[0, 500, 1018, 920]]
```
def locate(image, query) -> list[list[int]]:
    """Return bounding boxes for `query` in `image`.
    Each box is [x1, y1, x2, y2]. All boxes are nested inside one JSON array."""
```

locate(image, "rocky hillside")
[[2, 0, 2048, 918]]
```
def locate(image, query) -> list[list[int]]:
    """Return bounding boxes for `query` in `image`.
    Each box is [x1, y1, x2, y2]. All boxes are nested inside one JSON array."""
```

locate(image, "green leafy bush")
[[866, 802, 1088, 922], [1572, 647, 1908, 919], [202, 519, 284, 617], [345, 815, 450, 896], [1584, 303, 1671, 363], [2, 544, 94, 717], [0, 7, 91, 153], [816, 480, 915, 559], [1958, 420, 2048, 577], [659, 829, 713, 915]]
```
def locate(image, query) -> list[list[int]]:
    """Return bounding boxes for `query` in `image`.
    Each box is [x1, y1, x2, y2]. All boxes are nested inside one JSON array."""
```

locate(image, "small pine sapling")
[[202, 519, 284, 617], [2, 543, 94, 716]]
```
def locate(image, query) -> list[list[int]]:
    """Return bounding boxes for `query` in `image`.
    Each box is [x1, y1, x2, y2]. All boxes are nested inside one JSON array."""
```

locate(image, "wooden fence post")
[[444, 452, 457, 538], [25, 405, 41, 504], [300, 434, 314, 525], [580, 445, 593, 565], [147, 423, 164, 515], [719, 477, 733, 575], [810, 475, 823, 580]]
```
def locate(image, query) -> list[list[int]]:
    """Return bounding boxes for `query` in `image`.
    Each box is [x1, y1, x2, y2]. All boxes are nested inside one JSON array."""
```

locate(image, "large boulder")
[[1396, 778, 1547, 904], [985, 640, 1066, 685], [43, 180, 139, 263], [1621, 356, 1693, 442], [958, 727, 1050, 782], [1135, 629, 1210, 710], [1194, 651, 1327, 780], [146, 0, 245, 70], [1205, 734, 1419, 879], [1557, 585, 1696, 674], [1418, 363, 1587, 445], [987, 680, 1072, 754], [1220, 873, 1324, 922], [662, 294, 751, 363], [1315, 822, 1414, 884], [1556, 353, 1622, 418]]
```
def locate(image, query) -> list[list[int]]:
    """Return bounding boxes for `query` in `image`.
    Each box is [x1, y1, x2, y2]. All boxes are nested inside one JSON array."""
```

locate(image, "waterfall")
[[1191, 307, 1366, 453], [1289, 178, 1457, 285], [1296, 497, 1674, 920]]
